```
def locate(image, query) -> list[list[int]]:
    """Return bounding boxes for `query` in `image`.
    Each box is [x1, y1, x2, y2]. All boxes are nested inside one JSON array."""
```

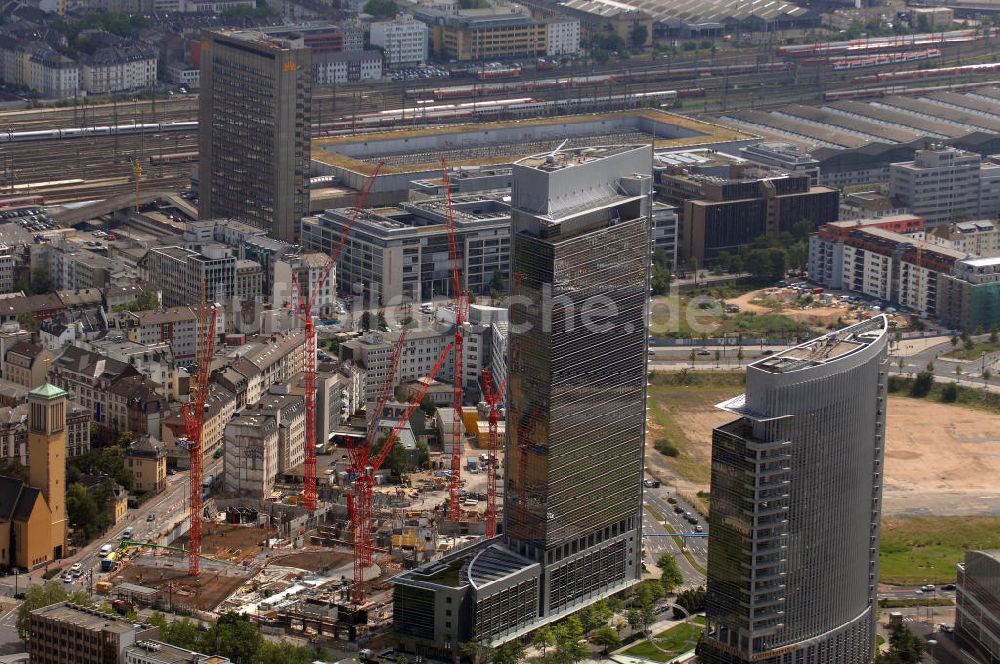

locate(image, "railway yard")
[[2, 30, 1000, 206]]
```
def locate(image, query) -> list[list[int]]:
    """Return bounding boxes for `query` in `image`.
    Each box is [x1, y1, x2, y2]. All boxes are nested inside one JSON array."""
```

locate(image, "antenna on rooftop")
[[545, 139, 569, 163]]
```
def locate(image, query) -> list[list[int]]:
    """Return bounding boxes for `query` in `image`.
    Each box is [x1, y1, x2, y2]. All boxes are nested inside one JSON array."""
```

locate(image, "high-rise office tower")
[[392, 145, 652, 653], [702, 316, 889, 664], [198, 30, 312, 243], [505, 144, 652, 612]]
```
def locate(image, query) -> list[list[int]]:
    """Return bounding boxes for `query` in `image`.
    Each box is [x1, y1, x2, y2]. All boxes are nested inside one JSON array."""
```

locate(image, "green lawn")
[[623, 621, 703, 662], [941, 340, 1000, 361], [880, 516, 1000, 585]]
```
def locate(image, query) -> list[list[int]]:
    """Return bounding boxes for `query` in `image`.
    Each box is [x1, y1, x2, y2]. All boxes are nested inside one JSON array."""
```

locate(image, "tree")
[[991, 324, 998, 343], [363, 0, 398, 17], [371, 435, 410, 479], [673, 586, 707, 618], [941, 382, 958, 402], [626, 608, 643, 631], [964, 337, 975, 351], [30, 266, 52, 294], [112, 291, 159, 312], [66, 482, 103, 543], [532, 626, 556, 657], [492, 640, 524, 664], [630, 24, 648, 47], [414, 439, 431, 469], [360, 310, 372, 331], [420, 394, 437, 416], [553, 617, 588, 664], [376, 310, 388, 330], [17, 583, 82, 641], [592, 626, 621, 654], [656, 554, 684, 591], [650, 263, 672, 296], [875, 623, 924, 664], [910, 370, 934, 398], [951, 334, 959, 348], [0, 457, 26, 480], [17, 312, 39, 333], [984, 368, 992, 382]]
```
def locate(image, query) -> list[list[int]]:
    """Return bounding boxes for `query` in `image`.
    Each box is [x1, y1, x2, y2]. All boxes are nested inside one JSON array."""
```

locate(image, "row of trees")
[[150, 612, 327, 664], [714, 221, 813, 284]]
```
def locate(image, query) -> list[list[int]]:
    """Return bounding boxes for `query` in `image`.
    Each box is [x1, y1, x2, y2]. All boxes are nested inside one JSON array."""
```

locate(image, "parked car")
[[147, 512, 156, 522], [667, 496, 678, 504]]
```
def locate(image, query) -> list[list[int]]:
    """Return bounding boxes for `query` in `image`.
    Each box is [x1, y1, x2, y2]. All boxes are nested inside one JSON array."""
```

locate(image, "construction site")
[[93, 161, 508, 648]]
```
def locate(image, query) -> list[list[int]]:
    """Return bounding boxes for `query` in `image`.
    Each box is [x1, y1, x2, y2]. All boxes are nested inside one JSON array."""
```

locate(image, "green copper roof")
[[28, 383, 67, 399]]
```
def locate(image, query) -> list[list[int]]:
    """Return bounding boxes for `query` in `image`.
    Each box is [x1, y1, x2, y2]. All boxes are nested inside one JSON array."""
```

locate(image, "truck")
[[95, 581, 113, 594], [466, 457, 479, 471]]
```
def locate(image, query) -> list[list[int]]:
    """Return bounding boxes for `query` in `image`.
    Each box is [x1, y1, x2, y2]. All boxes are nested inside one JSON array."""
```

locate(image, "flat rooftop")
[[31, 602, 139, 634], [751, 316, 889, 374], [518, 145, 637, 171], [313, 110, 753, 175]]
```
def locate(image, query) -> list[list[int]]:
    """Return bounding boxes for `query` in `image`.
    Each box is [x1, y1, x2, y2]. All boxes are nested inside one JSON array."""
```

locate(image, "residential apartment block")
[[939, 257, 1000, 332], [302, 192, 510, 304], [930, 220, 1000, 258], [124, 435, 167, 495], [369, 15, 429, 68], [120, 307, 199, 365], [79, 42, 157, 94], [313, 50, 382, 84], [199, 30, 312, 244], [808, 216, 964, 318], [703, 317, 889, 664]]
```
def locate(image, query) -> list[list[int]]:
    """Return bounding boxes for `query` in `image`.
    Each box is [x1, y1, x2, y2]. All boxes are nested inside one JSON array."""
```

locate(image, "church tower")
[[27, 383, 68, 561]]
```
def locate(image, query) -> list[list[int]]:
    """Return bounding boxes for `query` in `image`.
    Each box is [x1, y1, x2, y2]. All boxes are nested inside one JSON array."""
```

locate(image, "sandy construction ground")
[[649, 392, 1000, 517]]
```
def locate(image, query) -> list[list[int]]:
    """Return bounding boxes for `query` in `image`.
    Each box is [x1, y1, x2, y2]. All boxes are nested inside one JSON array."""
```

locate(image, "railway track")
[[0, 130, 197, 205]]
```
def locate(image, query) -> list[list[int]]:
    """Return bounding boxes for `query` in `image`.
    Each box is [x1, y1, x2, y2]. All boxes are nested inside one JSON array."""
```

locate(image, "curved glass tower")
[[702, 316, 889, 664]]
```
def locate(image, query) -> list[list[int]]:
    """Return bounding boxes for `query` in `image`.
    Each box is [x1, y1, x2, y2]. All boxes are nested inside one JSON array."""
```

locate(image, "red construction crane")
[[346, 330, 407, 523], [180, 296, 218, 577], [440, 159, 470, 520], [291, 163, 383, 511], [351, 341, 454, 604], [481, 368, 507, 538]]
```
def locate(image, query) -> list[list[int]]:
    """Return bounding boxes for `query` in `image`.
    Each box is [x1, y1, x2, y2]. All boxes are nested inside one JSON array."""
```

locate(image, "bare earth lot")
[[649, 384, 1000, 516]]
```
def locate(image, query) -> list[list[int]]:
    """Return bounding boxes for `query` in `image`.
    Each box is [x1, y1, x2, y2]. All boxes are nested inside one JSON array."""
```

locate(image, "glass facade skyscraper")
[[505, 145, 653, 618], [702, 316, 889, 664], [392, 145, 653, 653]]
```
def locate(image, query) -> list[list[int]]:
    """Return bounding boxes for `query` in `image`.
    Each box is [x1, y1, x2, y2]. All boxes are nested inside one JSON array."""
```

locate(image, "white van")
[[99, 543, 114, 556]]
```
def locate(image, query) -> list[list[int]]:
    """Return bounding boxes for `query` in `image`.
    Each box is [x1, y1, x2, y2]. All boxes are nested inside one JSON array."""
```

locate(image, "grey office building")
[[392, 145, 652, 655], [702, 316, 890, 664], [199, 30, 312, 244]]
